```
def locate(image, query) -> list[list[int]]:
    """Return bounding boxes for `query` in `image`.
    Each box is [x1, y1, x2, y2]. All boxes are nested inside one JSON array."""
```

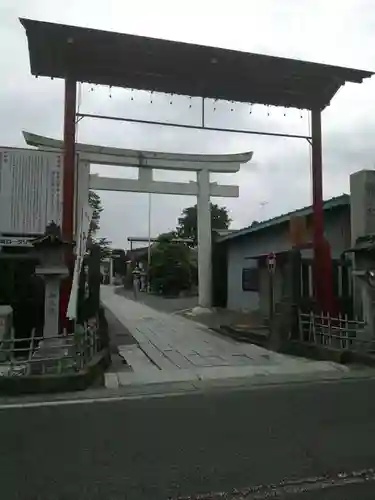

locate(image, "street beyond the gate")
[[1, 377, 375, 499]]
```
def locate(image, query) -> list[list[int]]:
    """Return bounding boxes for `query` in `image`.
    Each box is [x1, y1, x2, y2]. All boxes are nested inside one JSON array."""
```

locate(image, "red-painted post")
[[61, 76, 77, 332], [62, 77, 77, 241], [311, 108, 324, 247], [311, 108, 335, 314]]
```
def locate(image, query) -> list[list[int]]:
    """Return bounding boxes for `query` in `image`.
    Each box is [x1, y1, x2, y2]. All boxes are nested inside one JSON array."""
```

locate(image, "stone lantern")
[[32, 222, 72, 338]]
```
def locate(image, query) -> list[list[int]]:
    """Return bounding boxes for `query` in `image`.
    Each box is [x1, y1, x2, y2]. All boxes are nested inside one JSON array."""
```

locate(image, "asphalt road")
[[1, 378, 375, 499]]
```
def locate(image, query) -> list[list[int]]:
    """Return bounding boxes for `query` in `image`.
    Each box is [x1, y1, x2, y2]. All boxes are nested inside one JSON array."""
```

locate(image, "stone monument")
[[349, 170, 375, 344]]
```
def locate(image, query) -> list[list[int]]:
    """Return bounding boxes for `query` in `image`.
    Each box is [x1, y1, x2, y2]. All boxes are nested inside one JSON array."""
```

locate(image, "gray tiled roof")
[[218, 194, 350, 243]]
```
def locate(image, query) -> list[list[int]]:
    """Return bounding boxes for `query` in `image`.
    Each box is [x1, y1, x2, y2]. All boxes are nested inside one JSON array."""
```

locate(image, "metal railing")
[[298, 311, 375, 352], [0, 322, 99, 377]]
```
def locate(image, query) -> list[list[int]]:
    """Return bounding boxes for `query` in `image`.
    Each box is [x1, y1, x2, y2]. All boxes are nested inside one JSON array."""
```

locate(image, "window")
[[242, 267, 259, 292]]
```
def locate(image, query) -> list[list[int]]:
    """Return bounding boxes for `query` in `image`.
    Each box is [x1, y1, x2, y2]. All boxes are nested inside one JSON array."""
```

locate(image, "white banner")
[[67, 203, 93, 320]]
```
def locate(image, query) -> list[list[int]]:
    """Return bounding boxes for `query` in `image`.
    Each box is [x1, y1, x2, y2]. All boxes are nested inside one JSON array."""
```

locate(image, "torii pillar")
[[311, 107, 335, 314], [197, 169, 212, 308]]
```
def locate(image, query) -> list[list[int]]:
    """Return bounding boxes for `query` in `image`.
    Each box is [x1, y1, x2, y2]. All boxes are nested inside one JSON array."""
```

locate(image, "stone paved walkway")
[[101, 286, 348, 389]]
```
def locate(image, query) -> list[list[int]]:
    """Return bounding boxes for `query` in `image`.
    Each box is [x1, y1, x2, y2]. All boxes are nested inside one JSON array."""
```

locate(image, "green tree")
[[176, 203, 231, 245], [88, 191, 112, 260], [88, 190, 103, 235], [96, 237, 112, 260], [149, 238, 193, 296], [156, 231, 177, 243]]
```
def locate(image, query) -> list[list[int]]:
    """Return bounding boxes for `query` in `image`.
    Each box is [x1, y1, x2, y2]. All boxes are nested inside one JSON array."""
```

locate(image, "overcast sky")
[[2, 0, 375, 249]]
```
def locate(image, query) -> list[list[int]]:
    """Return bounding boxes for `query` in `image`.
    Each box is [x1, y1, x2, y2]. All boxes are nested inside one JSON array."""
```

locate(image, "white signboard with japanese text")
[[0, 148, 63, 235]]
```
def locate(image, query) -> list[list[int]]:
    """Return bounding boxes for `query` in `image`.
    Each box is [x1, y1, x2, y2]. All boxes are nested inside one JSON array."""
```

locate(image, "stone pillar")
[[43, 277, 61, 338], [361, 283, 372, 325], [350, 170, 375, 245], [197, 169, 212, 309], [350, 170, 375, 323], [109, 257, 114, 286]]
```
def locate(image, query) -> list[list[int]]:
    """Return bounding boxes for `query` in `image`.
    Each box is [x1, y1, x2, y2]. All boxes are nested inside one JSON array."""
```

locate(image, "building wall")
[[227, 243, 259, 312], [226, 225, 286, 312], [226, 206, 351, 313]]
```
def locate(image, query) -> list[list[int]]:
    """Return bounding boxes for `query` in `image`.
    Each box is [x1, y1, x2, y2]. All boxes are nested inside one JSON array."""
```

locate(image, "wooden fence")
[[298, 310, 375, 353]]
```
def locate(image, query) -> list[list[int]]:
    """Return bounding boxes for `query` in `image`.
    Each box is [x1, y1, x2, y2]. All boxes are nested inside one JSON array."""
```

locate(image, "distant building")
[[215, 195, 351, 314]]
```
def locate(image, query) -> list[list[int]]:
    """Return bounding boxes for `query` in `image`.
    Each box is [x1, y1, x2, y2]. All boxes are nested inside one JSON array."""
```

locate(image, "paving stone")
[[139, 342, 177, 371], [118, 345, 159, 373], [104, 372, 119, 389], [162, 350, 193, 369], [100, 286, 346, 383]]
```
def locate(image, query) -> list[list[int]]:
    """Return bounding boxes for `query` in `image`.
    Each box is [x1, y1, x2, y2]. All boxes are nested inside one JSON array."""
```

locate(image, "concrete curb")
[[104, 360, 372, 393], [106, 365, 375, 396], [2, 366, 375, 409]]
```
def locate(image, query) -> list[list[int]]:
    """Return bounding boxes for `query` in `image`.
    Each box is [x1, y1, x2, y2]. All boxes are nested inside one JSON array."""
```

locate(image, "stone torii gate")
[[23, 131, 253, 309]]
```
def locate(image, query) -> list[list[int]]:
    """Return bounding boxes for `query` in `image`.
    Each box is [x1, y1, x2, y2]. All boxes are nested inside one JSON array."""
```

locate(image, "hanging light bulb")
[[109, 86, 112, 98], [249, 104, 253, 114]]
